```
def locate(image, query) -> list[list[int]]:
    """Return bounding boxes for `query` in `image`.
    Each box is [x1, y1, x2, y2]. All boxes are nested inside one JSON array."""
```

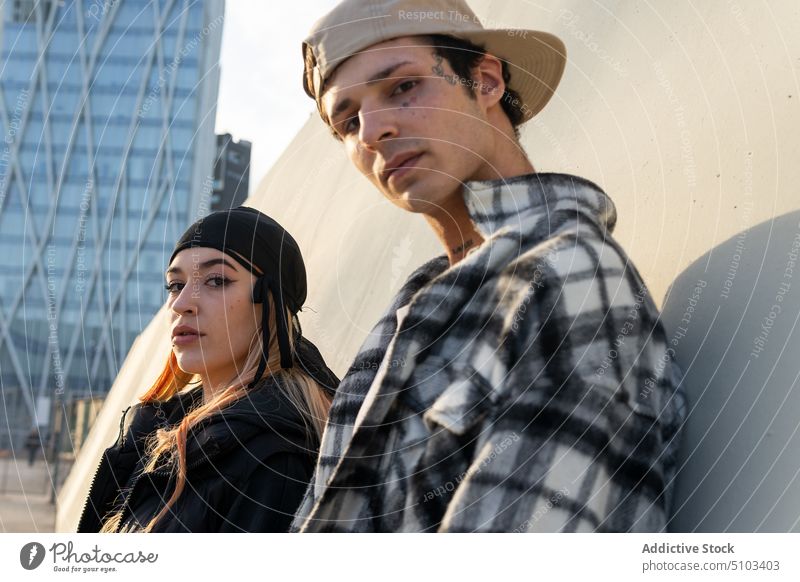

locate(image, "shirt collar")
[[462, 172, 618, 239]]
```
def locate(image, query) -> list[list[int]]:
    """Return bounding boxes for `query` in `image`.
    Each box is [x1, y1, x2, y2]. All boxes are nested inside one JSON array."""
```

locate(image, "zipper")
[[76, 406, 132, 532], [112, 466, 151, 532], [75, 454, 107, 532]]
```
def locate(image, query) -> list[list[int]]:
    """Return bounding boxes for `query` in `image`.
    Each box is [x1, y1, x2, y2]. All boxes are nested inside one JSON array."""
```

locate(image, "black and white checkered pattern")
[[291, 173, 687, 532]]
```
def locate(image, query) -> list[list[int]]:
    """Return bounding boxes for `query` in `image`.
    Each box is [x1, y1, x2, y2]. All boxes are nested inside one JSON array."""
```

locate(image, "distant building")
[[0, 0, 224, 451], [212, 133, 251, 210]]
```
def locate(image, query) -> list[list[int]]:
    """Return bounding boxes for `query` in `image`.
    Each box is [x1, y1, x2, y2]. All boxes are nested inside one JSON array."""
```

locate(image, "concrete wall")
[[57, 0, 800, 531]]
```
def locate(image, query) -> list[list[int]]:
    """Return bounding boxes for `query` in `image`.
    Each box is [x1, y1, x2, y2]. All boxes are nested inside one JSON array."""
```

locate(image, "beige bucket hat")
[[302, 0, 566, 123]]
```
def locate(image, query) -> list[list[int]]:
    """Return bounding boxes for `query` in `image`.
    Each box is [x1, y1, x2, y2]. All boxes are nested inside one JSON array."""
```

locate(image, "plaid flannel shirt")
[[291, 172, 687, 532]]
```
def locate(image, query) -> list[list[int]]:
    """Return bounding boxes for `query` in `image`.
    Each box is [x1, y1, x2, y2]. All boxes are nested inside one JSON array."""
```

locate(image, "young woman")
[[77, 207, 338, 532]]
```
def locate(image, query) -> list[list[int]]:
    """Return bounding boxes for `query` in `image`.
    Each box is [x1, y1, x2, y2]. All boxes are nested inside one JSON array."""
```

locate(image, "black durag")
[[169, 207, 339, 394]]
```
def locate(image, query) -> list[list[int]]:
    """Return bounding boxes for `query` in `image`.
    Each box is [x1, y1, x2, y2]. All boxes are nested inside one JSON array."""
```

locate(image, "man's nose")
[[358, 103, 399, 151]]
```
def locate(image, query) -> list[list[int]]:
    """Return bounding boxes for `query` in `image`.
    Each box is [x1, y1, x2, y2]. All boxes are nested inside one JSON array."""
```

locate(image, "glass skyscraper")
[[0, 0, 224, 451]]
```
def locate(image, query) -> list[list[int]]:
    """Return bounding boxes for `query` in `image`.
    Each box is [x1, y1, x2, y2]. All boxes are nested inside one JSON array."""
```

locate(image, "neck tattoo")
[[451, 239, 476, 256]]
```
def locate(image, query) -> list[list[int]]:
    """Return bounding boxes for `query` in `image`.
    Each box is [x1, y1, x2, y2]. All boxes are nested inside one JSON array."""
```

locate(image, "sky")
[[214, 0, 340, 195]]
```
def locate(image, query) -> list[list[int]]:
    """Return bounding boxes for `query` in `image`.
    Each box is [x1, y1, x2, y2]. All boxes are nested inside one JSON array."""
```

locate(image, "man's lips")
[[381, 153, 424, 184]]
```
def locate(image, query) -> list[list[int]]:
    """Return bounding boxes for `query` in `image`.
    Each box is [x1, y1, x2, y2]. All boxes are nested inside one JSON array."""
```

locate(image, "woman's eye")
[[164, 282, 184, 294], [206, 276, 229, 287], [392, 80, 418, 96]]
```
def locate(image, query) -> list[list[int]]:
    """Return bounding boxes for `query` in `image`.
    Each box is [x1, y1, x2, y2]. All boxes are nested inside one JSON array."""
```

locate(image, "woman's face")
[[165, 247, 261, 387]]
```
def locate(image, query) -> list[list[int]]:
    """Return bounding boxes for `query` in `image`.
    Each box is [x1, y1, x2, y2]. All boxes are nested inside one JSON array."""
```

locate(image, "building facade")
[[0, 0, 224, 451], [211, 133, 250, 211]]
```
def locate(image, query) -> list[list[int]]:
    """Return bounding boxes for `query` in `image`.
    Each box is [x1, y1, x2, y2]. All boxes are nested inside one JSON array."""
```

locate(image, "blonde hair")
[[100, 291, 332, 533]]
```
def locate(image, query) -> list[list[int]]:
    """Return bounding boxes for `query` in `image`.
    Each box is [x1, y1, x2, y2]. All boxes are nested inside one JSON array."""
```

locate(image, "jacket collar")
[[463, 172, 617, 240]]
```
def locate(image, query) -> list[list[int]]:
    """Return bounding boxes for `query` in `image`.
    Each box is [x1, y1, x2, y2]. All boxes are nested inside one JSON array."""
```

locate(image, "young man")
[[291, 0, 686, 532]]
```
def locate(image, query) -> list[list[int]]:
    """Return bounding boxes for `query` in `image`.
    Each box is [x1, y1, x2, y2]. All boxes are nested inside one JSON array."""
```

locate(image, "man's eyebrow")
[[366, 60, 413, 86], [330, 60, 415, 121], [331, 97, 353, 121], [166, 257, 239, 276]]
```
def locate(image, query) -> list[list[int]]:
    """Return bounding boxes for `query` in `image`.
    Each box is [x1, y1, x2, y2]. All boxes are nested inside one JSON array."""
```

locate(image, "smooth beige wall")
[[57, 0, 799, 531]]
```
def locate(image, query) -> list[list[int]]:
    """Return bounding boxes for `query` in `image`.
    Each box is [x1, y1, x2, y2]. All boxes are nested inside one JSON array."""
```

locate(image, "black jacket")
[[77, 376, 319, 532]]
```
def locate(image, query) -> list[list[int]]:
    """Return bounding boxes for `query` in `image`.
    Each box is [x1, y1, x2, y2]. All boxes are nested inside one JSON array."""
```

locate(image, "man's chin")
[[386, 191, 432, 214], [386, 181, 461, 215]]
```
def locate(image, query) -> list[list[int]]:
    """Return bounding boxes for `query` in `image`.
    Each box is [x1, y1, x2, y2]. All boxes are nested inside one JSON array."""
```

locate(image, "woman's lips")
[[173, 332, 201, 346]]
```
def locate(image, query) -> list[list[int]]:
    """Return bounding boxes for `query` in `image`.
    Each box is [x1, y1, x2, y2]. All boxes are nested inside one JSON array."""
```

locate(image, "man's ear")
[[472, 54, 506, 112]]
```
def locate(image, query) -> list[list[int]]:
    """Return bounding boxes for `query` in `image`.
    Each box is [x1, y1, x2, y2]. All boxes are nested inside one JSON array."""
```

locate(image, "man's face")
[[321, 36, 496, 215]]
